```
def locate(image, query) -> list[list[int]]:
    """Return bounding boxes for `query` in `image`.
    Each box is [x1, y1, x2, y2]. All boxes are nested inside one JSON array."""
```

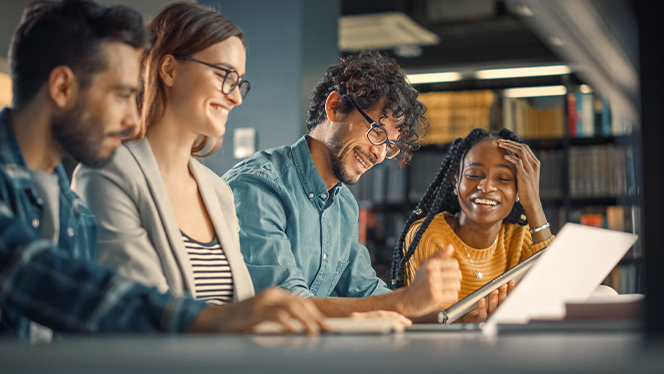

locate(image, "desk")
[[2, 330, 663, 374]]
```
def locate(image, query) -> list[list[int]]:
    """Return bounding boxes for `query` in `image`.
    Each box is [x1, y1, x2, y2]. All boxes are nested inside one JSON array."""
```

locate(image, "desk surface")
[[2, 330, 663, 374]]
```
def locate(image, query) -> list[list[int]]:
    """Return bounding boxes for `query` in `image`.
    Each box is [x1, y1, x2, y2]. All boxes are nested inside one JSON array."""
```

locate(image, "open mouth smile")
[[473, 198, 499, 206], [353, 150, 371, 170], [210, 103, 229, 117]]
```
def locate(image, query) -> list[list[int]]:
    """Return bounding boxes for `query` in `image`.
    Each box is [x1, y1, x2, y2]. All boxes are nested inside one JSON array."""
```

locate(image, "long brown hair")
[[130, 2, 244, 157]]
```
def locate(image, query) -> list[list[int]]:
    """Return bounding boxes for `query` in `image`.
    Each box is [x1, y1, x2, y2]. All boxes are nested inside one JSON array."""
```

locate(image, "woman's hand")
[[350, 310, 412, 326], [458, 279, 517, 323], [498, 139, 552, 243], [498, 139, 540, 208], [188, 287, 330, 335]]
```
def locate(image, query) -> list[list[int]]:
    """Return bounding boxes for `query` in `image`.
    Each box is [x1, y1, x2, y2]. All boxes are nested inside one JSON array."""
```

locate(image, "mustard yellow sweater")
[[403, 212, 554, 308]]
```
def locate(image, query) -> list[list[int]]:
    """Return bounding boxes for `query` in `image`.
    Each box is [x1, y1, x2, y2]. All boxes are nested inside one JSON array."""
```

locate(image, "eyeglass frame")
[[172, 55, 250, 99], [347, 99, 401, 160]]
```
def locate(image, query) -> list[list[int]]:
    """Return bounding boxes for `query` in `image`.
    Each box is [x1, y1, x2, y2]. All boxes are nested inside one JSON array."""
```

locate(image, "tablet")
[[414, 248, 546, 325]]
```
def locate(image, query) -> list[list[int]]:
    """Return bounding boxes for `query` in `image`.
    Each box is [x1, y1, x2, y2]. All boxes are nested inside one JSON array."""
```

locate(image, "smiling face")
[[455, 139, 517, 226], [327, 100, 401, 185], [168, 36, 246, 139], [52, 42, 140, 168]]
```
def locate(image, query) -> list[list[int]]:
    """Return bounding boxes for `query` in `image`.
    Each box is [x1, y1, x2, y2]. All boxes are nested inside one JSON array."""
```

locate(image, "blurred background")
[[0, 0, 653, 300]]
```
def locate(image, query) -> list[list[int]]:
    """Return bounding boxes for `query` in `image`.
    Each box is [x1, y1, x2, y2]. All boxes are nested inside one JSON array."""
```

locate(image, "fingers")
[[430, 244, 454, 259], [507, 279, 517, 295], [477, 298, 488, 321], [487, 289, 500, 314], [257, 288, 329, 335], [497, 283, 509, 304], [350, 311, 412, 326]]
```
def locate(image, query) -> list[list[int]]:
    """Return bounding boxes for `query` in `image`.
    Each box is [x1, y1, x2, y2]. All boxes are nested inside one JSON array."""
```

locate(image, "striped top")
[[182, 231, 234, 305]]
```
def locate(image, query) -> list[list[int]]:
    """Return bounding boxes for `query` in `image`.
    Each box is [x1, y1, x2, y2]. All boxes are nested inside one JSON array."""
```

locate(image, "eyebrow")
[[112, 84, 139, 94], [465, 162, 514, 170]]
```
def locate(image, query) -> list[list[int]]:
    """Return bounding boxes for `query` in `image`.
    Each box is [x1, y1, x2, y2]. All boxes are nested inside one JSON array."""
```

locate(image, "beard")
[[328, 127, 363, 186], [51, 97, 122, 169]]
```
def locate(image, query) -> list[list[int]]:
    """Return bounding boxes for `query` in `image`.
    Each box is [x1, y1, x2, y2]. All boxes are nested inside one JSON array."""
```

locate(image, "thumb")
[[431, 244, 454, 259]]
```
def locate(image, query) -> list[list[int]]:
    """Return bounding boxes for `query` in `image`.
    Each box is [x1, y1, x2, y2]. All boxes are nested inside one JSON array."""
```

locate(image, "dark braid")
[[389, 128, 527, 289]]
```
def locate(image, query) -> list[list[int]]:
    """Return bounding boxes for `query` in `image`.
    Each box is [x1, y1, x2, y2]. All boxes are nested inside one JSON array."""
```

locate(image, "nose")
[[477, 178, 496, 193], [123, 99, 139, 132], [369, 142, 387, 164], [227, 84, 243, 106]]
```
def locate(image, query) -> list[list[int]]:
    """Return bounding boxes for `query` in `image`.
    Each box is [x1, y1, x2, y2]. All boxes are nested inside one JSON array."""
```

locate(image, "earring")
[[516, 194, 520, 202], [453, 188, 458, 196]]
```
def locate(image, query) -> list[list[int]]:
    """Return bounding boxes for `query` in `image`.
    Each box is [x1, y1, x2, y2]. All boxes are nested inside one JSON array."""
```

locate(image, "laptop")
[[406, 223, 638, 336]]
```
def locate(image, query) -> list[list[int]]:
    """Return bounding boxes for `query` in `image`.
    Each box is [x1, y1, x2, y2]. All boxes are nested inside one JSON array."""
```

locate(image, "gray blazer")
[[72, 139, 254, 301]]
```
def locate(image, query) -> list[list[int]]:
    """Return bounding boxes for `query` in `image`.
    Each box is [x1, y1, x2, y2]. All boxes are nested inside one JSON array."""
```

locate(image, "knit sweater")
[[403, 212, 554, 308]]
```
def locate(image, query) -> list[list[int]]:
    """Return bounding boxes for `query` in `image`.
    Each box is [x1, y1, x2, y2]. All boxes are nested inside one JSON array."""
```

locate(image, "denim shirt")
[[0, 108, 205, 339], [223, 136, 391, 298]]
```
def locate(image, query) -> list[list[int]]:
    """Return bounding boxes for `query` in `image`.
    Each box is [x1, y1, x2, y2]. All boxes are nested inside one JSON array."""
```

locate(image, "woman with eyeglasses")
[[72, 2, 328, 333]]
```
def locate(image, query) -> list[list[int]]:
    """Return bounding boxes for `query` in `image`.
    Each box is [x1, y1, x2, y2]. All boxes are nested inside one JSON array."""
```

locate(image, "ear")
[[48, 66, 78, 109], [159, 54, 177, 88], [324, 90, 342, 122]]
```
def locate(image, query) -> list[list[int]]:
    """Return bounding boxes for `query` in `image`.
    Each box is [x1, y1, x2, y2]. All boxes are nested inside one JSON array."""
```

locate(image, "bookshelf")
[[348, 77, 643, 294]]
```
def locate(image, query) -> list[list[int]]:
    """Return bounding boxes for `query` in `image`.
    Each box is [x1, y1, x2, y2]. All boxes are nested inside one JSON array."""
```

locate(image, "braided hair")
[[389, 128, 527, 289]]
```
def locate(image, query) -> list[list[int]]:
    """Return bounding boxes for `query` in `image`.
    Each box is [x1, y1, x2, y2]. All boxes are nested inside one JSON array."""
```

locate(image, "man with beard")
[[224, 51, 462, 319], [0, 0, 327, 341]]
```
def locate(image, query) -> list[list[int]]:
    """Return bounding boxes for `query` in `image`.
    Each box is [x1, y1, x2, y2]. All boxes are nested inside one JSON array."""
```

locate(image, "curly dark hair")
[[389, 128, 527, 289], [306, 50, 428, 162]]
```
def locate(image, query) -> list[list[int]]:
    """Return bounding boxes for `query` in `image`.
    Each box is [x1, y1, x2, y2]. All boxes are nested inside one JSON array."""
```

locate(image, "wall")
[[199, 0, 340, 175]]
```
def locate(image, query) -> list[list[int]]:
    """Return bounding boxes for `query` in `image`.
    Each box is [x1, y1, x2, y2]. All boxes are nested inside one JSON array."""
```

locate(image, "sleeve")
[[226, 171, 313, 297], [0, 201, 205, 333], [334, 226, 391, 297], [72, 166, 169, 293]]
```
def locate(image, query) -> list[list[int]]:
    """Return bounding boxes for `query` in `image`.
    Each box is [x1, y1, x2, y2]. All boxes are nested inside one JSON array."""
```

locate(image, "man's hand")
[[398, 244, 461, 317], [460, 279, 517, 323], [350, 310, 412, 326], [187, 287, 330, 335]]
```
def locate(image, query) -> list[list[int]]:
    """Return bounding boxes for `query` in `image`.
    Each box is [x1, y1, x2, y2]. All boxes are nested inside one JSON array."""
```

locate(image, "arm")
[[0, 201, 205, 333], [311, 245, 461, 318], [72, 165, 169, 292], [499, 139, 552, 244]]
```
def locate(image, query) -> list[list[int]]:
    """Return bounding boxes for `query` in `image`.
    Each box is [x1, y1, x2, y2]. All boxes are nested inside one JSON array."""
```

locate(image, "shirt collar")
[[291, 135, 343, 201]]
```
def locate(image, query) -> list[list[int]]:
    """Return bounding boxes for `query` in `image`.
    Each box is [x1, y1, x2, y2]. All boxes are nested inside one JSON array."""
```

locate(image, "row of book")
[[418, 90, 494, 144], [568, 144, 638, 198], [419, 86, 626, 143], [502, 97, 565, 139]]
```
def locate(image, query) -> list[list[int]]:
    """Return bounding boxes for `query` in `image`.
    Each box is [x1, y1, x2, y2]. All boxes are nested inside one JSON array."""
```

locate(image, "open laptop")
[[406, 223, 638, 336]]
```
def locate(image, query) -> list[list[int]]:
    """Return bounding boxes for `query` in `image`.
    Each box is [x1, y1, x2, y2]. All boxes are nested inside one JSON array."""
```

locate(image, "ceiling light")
[[579, 84, 593, 93], [476, 65, 571, 79], [407, 72, 463, 84], [504, 85, 567, 98]]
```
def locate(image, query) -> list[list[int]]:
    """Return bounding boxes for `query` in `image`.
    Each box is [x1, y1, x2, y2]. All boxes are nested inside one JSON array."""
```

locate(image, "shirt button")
[[32, 219, 40, 228], [67, 227, 75, 237], [321, 194, 326, 198], [309, 193, 314, 198], [323, 253, 327, 260]]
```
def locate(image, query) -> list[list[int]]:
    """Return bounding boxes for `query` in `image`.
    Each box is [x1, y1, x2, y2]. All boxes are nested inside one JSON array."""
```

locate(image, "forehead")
[[192, 36, 247, 75], [93, 42, 140, 86], [463, 139, 514, 169]]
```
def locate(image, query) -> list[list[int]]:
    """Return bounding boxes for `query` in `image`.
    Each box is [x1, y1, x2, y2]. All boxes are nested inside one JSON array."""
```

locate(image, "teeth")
[[211, 105, 228, 115], [474, 198, 498, 206], [354, 151, 368, 169]]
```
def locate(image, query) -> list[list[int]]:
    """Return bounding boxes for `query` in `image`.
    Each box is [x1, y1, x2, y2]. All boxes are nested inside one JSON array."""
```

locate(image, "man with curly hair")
[[224, 51, 462, 319]]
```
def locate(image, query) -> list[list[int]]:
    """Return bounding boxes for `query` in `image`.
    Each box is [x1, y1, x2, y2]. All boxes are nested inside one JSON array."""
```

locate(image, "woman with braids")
[[391, 128, 554, 323]]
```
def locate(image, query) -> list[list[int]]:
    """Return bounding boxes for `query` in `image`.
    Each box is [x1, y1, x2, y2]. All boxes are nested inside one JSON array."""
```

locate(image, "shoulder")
[[223, 145, 295, 190], [191, 158, 235, 199], [72, 142, 144, 197]]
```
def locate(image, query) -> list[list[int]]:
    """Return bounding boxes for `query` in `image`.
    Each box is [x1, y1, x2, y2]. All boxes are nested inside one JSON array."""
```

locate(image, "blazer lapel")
[[189, 159, 255, 301], [124, 140, 197, 295]]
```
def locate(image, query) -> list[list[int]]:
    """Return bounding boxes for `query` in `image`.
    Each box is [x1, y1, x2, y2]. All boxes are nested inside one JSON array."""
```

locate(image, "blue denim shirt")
[[223, 136, 391, 298], [0, 108, 205, 339]]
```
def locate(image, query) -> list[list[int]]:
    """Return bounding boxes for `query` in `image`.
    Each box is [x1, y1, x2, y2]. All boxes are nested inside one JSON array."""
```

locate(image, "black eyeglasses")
[[347, 100, 400, 160], [173, 55, 250, 99]]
